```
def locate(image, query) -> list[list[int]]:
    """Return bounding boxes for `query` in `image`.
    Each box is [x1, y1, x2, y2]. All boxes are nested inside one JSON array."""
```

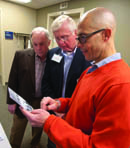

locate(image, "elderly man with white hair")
[[7, 27, 51, 148]]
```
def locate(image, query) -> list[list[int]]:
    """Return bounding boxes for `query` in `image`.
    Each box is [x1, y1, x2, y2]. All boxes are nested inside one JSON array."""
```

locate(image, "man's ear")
[[102, 29, 111, 42]]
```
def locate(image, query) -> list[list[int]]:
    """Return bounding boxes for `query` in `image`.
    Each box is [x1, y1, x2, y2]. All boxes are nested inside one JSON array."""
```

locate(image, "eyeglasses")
[[76, 29, 105, 44], [55, 34, 72, 42]]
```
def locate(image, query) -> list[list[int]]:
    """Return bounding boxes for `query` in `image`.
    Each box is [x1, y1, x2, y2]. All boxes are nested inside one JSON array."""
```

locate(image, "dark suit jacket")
[[41, 47, 91, 99], [7, 49, 42, 118]]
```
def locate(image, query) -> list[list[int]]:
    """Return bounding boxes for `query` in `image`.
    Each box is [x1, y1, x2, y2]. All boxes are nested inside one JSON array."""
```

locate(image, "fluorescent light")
[[10, 0, 32, 3], [19, 0, 31, 3]]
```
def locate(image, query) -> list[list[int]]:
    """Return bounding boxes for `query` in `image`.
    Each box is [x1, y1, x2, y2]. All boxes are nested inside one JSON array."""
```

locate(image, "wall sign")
[[5, 31, 13, 39]]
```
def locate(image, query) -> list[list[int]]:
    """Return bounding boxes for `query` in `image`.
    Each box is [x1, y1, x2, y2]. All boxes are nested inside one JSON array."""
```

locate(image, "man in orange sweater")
[[20, 7, 130, 148]]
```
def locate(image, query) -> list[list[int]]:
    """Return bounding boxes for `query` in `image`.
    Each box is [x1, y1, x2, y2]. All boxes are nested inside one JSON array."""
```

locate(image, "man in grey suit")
[[7, 27, 51, 148]]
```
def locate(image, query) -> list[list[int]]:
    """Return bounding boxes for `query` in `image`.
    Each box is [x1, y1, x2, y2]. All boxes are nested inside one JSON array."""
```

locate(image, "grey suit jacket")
[[7, 49, 42, 118]]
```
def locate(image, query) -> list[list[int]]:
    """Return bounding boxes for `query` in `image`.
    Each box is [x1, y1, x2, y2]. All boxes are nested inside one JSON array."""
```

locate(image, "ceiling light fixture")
[[10, 0, 32, 4]]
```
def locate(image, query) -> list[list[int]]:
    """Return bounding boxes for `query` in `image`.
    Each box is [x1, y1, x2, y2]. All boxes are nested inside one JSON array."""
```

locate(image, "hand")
[[20, 107, 50, 127], [41, 97, 61, 111], [8, 104, 16, 114]]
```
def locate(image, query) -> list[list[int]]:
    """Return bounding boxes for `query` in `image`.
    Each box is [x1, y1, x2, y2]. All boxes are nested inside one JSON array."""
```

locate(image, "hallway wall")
[[0, 1, 36, 85]]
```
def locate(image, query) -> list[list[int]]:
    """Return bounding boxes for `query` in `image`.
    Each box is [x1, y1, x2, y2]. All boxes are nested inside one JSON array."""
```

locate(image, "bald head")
[[79, 7, 116, 33], [77, 7, 117, 63]]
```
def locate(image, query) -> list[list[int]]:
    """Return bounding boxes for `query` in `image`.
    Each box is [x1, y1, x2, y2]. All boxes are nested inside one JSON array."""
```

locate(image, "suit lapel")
[[54, 48, 64, 90], [66, 48, 81, 86], [27, 49, 35, 88]]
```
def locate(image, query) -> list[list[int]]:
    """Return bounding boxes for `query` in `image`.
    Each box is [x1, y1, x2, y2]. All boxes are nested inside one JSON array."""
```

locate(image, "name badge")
[[51, 54, 62, 63]]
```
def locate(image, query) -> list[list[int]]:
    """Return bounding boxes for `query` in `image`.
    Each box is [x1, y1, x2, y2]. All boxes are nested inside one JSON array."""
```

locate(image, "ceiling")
[[4, 0, 70, 9]]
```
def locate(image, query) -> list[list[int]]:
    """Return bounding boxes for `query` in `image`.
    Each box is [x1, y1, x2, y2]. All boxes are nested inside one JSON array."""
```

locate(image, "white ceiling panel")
[[4, 0, 70, 9]]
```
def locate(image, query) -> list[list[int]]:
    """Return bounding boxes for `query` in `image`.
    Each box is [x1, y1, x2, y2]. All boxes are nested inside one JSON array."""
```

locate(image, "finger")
[[48, 102, 59, 111], [40, 102, 48, 110], [19, 107, 32, 119], [41, 97, 52, 110], [31, 109, 44, 114], [42, 97, 52, 103]]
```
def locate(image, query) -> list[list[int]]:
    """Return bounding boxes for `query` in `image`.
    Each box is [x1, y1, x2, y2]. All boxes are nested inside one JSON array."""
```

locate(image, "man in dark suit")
[[41, 15, 91, 148], [7, 27, 51, 148], [42, 47, 89, 98]]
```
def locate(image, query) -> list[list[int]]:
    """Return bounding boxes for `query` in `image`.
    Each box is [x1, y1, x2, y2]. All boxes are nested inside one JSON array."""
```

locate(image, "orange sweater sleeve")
[[44, 83, 130, 148], [56, 97, 70, 113]]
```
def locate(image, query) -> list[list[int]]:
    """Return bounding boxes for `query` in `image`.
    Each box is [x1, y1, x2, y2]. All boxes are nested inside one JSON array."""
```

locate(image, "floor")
[[0, 80, 48, 148]]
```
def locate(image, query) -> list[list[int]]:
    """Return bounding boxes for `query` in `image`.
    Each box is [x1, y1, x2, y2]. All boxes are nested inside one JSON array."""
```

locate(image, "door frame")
[[47, 8, 84, 48], [0, 8, 4, 85]]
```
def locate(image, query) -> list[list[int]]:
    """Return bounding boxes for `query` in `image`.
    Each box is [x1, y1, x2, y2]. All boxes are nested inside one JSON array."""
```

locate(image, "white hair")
[[30, 27, 51, 40], [51, 15, 77, 33]]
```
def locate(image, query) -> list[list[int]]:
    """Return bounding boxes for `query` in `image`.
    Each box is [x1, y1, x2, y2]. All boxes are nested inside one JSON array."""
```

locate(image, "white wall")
[[0, 1, 36, 85]]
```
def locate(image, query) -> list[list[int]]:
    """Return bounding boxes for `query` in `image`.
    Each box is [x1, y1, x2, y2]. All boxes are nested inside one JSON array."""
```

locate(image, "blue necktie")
[[87, 65, 98, 74]]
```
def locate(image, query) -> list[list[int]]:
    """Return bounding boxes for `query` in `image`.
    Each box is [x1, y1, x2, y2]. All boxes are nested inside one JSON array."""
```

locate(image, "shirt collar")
[[94, 53, 121, 68], [35, 54, 46, 63], [61, 47, 77, 57]]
